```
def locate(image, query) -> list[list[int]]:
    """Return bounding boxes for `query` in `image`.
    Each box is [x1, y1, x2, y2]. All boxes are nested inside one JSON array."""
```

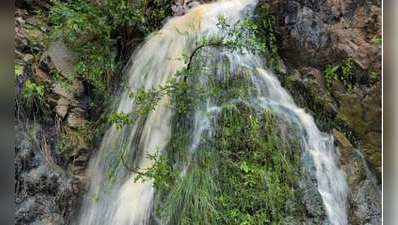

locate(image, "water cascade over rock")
[[76, 1, 349, 225]]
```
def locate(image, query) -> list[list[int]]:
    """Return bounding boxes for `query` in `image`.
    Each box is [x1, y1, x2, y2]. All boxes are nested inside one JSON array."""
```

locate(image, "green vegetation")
[[324, 58, 356, 90], [370, 70, 381, 83], [107, 6, 305, 222], [36, 0, 173, 158], [107, 6, 282, 129], [18, 79, 48, 118], [372, 35, 382, 45], [57, 124, 94, 157], [107, 112, 133, 130], [324, 65, 339, 88], [15, 64, 24, 77], [49, 0, 172, 101], [23, 80, 45, 99], [137, 103, 304, 225], [132, 49, 303, 224]]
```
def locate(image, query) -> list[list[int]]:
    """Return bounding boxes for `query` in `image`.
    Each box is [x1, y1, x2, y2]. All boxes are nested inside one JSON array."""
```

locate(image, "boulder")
[[47, 41, 77, 78], [333, 129, 353, 166], [55, 97, 70, 119], [66, 108, 86, 128]]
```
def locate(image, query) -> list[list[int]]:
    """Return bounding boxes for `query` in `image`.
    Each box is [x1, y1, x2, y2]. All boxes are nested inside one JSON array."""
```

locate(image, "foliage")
[[372, 35, 382, 45], [107, 112, 133, 130], [15, 64, 24, 77], [341, 58, 354, 81], [57, 124, 95, 158], [133, 55, 303, 224], [324, 58, 356, 90], [370, 70, 380, 83], [135, 153, 178, 192], [324, 65, 339, 88], [18, 79, 48, 118], [48, 0, 172, 102], [211, 5, 281, 71], [23, 80, 45, 99], [138, 102, 303, 225]]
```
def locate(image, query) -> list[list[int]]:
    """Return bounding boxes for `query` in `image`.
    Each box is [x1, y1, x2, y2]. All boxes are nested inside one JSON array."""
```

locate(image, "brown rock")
[[52, 80, 84, 100], [332, 129, 353, 166], [34, 67, 50, 83], [66, 109, 86, 128], [55, 97, 70, 119], [23, 54, 34, 63], [335, 83, 381, 173], [48, 41, 77, 78], [52, 83, 74, 99]]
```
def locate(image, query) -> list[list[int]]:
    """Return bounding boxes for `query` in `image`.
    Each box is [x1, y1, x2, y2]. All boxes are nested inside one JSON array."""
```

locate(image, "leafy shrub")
[[107, 112, 133, 130], [21, 80, 46, 113], [48, 0, 172, 102], [324, 58, 356, 90], [324, 65, 339, 88]]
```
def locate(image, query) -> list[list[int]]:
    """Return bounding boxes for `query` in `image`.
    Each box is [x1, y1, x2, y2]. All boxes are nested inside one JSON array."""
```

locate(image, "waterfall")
[[75, 0, 348, 225]]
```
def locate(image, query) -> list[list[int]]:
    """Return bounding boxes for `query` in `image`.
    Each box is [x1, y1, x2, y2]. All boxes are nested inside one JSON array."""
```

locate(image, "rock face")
[[15, 125, 79, 225], [172, 0, 204, 15], [262, 0, 381, 224], [15, 6, 92, 225]]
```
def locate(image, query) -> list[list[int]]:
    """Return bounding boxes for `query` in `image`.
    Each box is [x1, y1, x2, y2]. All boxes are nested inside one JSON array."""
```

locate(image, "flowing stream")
[[76, 0, 348, 224]]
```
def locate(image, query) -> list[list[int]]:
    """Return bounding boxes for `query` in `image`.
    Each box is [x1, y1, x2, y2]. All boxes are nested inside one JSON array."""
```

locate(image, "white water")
[[76, 0, 348, 225]]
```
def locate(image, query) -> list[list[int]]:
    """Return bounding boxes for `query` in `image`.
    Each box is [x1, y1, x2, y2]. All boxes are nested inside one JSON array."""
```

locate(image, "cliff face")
[[15, 0, 381, 224], [261, 0, 382, 224], [265, 0, 381, 172], [15, 4, 92, 224]]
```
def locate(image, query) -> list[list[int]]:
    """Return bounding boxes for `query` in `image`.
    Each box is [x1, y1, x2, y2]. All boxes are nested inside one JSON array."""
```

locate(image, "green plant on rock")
[[57, 124, 95, 158], [324, 64, 339, 88], [324, 58, 356, 90], [372, 35, 382, 45], [106, 6, 304, 223], [341, 58, 354, 81], [15, 64, 24, 77], [48, 0, 172, 103], [370, 70, 380, 83], [23, 80, 45, 99], [19, 79, 48, 118]]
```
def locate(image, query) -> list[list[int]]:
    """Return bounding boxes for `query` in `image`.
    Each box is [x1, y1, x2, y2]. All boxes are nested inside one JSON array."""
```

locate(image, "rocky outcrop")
[[15, 6, 93, 225], [262, 0, 381, 171], [334, 129, 381, 225], [15, 124, 79, 225], [261, 0, 381, 224]]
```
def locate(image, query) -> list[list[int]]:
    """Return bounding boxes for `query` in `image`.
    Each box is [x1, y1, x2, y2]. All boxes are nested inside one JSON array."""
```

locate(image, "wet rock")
[[31, 215, 64, 225], [52, 83, 74, 100], [15, 124, 80, 225], [333, 129, 353, 166], [15, 195, 64, 225], [335, 83, 381, 173], [283, 68, 338, 129], [350, 178, 381, 225], [275, 2, 338, 66], [16, 0, 51, 10]]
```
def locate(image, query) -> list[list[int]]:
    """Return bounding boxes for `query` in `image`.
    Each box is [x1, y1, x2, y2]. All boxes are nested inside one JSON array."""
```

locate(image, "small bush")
[[48, 0, 172, 103]]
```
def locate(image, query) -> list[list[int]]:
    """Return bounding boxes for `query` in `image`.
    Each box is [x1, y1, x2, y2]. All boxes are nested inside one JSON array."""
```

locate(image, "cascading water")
[[76, 0, 348, 225]]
